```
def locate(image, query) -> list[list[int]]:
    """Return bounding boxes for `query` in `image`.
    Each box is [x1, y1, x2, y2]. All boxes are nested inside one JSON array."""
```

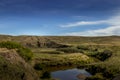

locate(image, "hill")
[[0, 35, 120, 48]]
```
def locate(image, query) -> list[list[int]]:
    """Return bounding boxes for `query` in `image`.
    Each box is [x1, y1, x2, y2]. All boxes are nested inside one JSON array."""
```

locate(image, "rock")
[[77, 74, 87, 80]]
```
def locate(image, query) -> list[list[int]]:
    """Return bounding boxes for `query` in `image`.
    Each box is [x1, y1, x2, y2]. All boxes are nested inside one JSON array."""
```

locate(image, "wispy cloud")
[[65, 26, 120, 36], [62, 12, 120, 36], [60, 20, 107, 28], [60, 13, 120, 28]]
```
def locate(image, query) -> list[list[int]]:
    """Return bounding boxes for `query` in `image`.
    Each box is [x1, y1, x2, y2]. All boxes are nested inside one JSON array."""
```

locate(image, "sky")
[[0, 0, 120, 36]]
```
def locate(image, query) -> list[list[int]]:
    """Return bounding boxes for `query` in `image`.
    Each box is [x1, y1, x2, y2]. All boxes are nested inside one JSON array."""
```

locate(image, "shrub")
[[0, 41, 33, 61], [86, 65, 106, 75], [77, 45, 89, 50], [56, 47, 81, 53], [87, 49, 112, 61], [86, 51, 99, 56], [86, 65, 114, 80], [34, 63, 44, 70], [41, 71, 51, 79], [95, 50, 112, 61], [17, 48, 33, 61], [0, 41, 22, 49], [85, 73, 105, 80], [41, 50, 63, 54]]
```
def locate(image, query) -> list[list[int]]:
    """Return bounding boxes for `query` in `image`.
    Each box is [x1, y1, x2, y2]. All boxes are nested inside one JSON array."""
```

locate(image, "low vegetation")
[[56, 47, 82, 53], [81, 45, 120, 80], [0, 35, 120, 80], [85, 65, 114, 80], [0, 41, 33, 61], [76, 45, 113, 61], [0, 41, 22, 49], [17, 48, 33, 61], [0, 48, 39, 80], [33, 53, 94, 67], [93, 50, 112, 61]]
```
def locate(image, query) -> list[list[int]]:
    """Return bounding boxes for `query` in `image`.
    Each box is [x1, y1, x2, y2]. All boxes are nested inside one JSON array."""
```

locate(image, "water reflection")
[[51, 68, 91, 80]]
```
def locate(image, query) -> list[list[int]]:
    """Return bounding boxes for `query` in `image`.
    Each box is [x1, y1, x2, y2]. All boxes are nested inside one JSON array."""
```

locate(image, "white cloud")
[[65, 26, 120, 36], [60, 20, 107, 28], [60, 13, 120, 28], [62, 12, 120, 36], [107, 15, 120, 26]]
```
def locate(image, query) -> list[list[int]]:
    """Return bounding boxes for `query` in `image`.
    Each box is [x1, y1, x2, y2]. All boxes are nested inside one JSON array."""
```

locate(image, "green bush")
[[92, 50, 112, 61], [86, 51, 99, 56], [86, 49, 112, 61], [41, 71, 51, 79], [34, 63, 44, 70], [17, 48, 33, 61], [86, 65, 114, 80], [0, 41, 33, 61], [86, 65, 106, 75], [41, 50, 63, 54], [0, 41, 22, 49], [97, 50, 112, 61], [56, 47, 81, 53], [85, 73, 105, 80], [77, 45, 89, 50]]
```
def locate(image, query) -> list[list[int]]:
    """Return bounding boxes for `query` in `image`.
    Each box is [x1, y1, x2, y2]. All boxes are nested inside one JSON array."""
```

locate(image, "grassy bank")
[[77, 45, 120, 80], [33, 53, 95, 67]]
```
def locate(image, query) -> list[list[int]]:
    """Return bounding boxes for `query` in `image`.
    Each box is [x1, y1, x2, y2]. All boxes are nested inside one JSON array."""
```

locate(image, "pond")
[[51, 68, 91, 80]]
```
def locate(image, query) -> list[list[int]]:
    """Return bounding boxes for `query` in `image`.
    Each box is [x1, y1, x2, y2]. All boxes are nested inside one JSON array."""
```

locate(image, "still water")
[[51, 68, 91, 80]]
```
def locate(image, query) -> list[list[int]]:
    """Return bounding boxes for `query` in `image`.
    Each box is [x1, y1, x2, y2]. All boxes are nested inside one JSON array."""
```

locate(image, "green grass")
[[0, 41, 33, 61], [0, 41, 22, 49], [33, 53, 95, 67], [31, 44, 120, 80], [56, 47, 82, 53], [82, 45, 120, 80], [0, 35, 120, 80]]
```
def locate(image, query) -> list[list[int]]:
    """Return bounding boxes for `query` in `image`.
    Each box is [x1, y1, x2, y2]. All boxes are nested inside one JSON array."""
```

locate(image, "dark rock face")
[[36, 39, 69, 48]]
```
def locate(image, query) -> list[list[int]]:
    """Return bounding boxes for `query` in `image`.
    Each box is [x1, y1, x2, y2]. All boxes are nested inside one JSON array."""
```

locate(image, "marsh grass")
[[33, 52, 95, 67], [82, 45, 120, 80]]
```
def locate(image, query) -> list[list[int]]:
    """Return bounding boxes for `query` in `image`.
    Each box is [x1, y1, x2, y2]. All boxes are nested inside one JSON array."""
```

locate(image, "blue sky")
[[0, 0, 120, 36]]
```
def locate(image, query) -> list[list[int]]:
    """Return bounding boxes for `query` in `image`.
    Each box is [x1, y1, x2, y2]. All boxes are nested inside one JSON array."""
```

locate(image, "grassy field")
[[0, 35, 120, 80], [80, 45, 120, 80], [33, 52, 94, 66], [31, 45, 120, 80]]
